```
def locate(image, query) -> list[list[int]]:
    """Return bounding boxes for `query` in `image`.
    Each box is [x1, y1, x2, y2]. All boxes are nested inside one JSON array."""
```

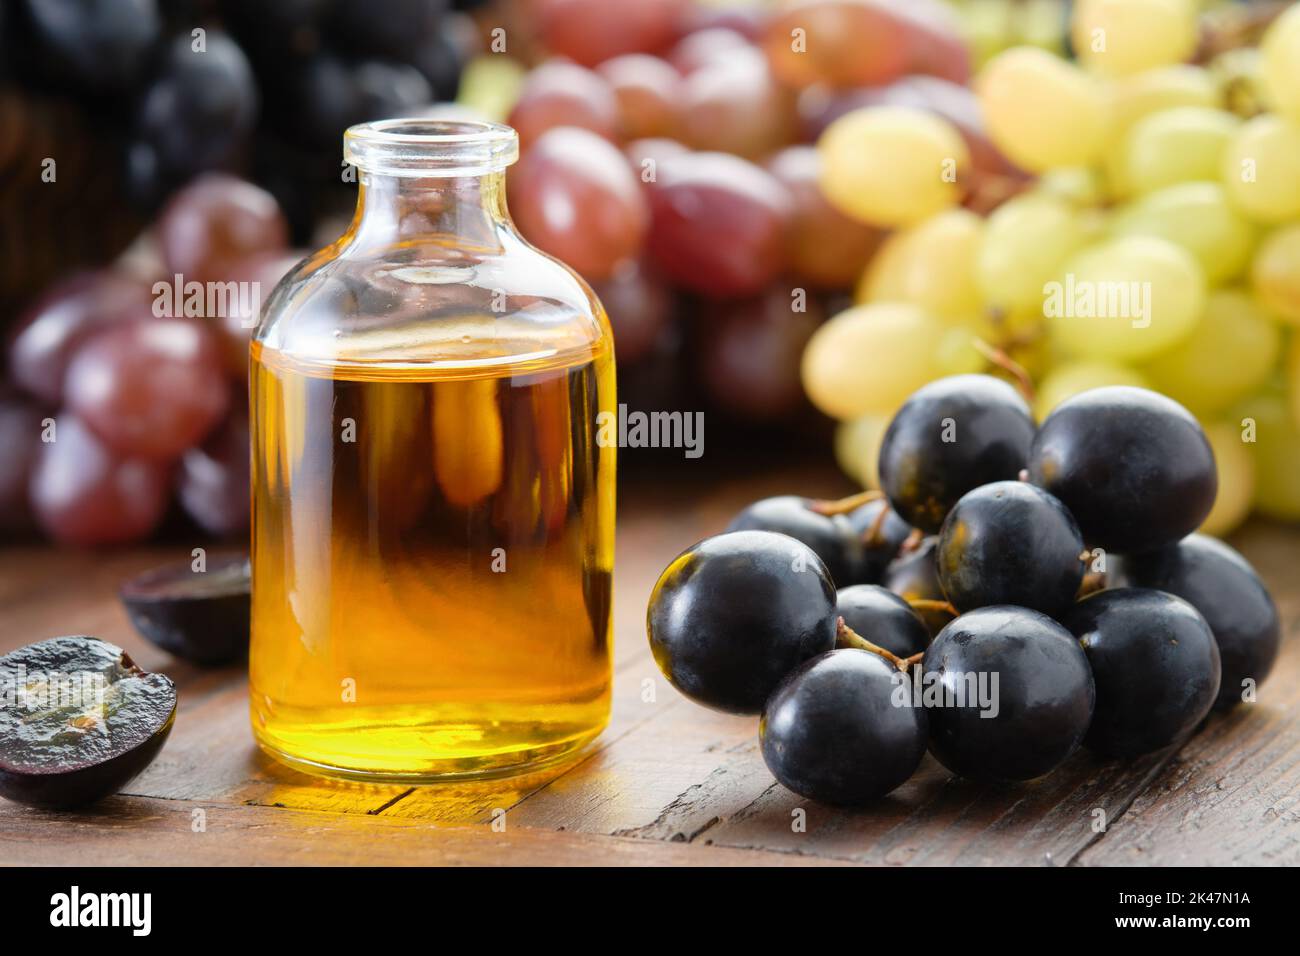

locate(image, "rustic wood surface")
[[1, 464, 1297, 866]]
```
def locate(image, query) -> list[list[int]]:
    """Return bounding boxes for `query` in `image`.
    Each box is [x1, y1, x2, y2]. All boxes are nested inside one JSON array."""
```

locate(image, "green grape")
[[977, 192, 1086, 317], [833, 414, 889, 488], [1119, 107, 1240, 196], [1261, 2, 1300, 124], [1291, 336, 1300, 428], [856, 208, 984, 324], [1235, 383, 1300, 521], [456, 55, 527, 123], [801, 302, 982, 419], [1199, 420, 1255, 538], [1221, 114, 1300, 225], [1032, 360, 1150, 421], [818, 106, 970, 228], [1047, 236, 1205, 362], [1251, 224, 1300, 326], [1110, 181, 1256, 285], [1071, 0, 1198, 78], [976, 46, 1109, 172], [1108, 65, 1221, 133], [1142, 289, 1281, 415], [1037, 167, 1108, 207]]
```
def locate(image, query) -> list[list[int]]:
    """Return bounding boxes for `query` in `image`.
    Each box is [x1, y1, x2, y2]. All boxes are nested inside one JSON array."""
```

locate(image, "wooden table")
[[2, 463, 1297, 866]]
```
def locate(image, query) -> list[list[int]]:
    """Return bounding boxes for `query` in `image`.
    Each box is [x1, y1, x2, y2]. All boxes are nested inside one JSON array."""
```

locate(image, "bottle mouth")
[[344, 119, 520, 177]]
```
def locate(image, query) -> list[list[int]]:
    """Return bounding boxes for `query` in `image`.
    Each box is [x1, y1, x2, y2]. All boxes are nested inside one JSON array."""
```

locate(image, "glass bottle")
[[249, 120, 616, 782]]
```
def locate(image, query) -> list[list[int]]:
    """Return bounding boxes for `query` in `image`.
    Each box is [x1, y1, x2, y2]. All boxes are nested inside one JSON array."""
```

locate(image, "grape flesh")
[[1066, 588, 1220, 758], [1029, 386, 1217, 552]]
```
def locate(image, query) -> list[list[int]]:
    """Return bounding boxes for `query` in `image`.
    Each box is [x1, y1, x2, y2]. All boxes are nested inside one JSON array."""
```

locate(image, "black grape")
[[1064, 588, 1221, 758], [1029, 386, 1216, 553], [936, 480, 1085, 616], [878, 374, 1036, 533], [1118, 536, 1279, 711]]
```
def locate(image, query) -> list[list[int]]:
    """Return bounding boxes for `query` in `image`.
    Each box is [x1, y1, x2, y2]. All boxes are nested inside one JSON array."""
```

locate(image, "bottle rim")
[[344, 118, 520, 177]]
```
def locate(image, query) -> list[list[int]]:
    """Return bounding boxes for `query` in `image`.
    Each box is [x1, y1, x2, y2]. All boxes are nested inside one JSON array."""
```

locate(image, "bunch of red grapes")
[[0, 175, 297, 546], [501, 0, 1022, 424]]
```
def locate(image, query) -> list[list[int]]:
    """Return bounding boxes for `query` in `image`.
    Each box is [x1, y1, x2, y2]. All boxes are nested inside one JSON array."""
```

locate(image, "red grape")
[[697, 287, 825, 422], [507, 59, 619, 149], [157, 173, 289, 285], [217, 250, 305, 377], [765, 145, 884, 289], [676, 47, 797, 159], [533, 0, 690, 67], [591, 259, 675, 364], [0, 389, 46, 533], [597, 54, 681, 141], [763, 0, 911, 88], [29, 414, 172, 547], [178, 407, 250, 537], [681, 4, 767, 42], [8, 271, 155, 405], [64, 317, 231, 461], [509, 126, 649, 282], [668, 27, 752, 75], [624, 137, 690, 184], [646, 151, 792, 297], [799, 75, 1024, 178]]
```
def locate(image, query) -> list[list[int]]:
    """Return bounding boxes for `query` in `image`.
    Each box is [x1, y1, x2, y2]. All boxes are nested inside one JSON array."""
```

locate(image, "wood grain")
[[1, 465, 1297, 866]]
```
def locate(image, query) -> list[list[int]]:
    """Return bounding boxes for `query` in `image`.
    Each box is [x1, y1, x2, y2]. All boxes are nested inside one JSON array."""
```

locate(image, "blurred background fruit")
[[2, 0, 1298, 547]]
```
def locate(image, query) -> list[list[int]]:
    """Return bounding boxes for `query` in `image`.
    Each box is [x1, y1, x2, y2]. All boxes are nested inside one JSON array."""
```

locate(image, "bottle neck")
[[347, 170, 512, 253]]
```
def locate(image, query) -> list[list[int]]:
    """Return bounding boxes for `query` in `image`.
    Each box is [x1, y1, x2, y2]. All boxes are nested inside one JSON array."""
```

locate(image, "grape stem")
[[973, 338, 1035, 404], [908, 598, 958, 617], [898, 528, 925, 554], [836, 617, 923, 671], [860, 502, 890, 546], [808, 489, 883, 517]]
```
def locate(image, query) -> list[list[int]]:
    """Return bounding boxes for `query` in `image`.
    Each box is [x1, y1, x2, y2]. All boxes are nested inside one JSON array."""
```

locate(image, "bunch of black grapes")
[[4, 0, 488, 239], [647, 376, 1281, 805]]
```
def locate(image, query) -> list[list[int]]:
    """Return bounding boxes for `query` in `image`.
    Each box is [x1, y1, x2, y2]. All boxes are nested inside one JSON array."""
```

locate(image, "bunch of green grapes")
[[804, 0, 1300, 536]]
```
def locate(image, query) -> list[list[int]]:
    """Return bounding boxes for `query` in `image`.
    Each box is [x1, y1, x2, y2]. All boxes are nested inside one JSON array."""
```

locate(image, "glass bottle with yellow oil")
[[249, 120, 615, 782]]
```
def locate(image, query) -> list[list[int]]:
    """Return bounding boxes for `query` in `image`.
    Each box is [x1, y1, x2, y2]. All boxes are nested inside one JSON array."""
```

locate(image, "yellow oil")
[[248, 338, 615, 781]]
